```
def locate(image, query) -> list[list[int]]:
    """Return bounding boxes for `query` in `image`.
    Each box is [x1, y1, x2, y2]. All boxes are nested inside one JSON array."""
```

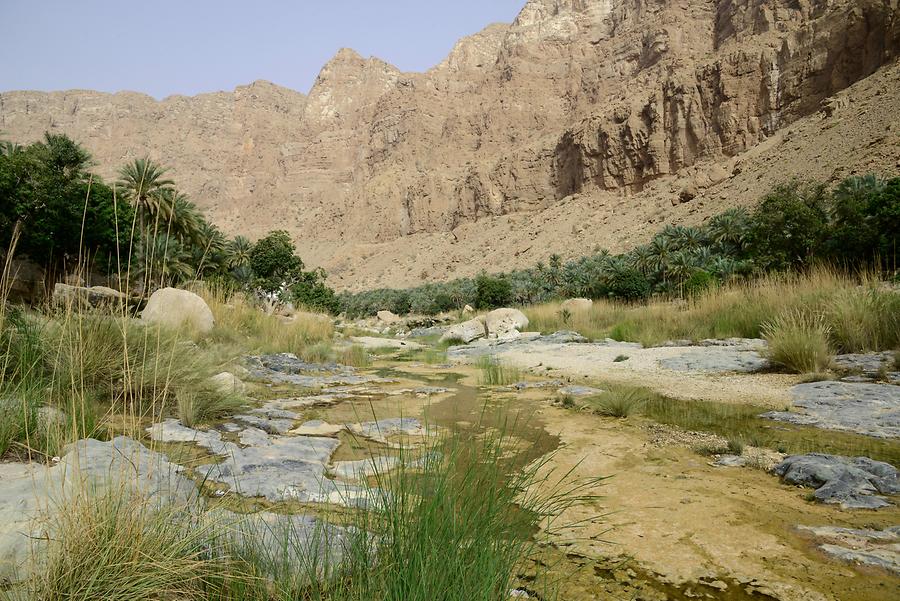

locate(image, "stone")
[[376, 310, 402, 325], [484, 308, 529, 338], [349, 336, 423, 350], [210, 371, 245, 395], [0, 437, 196, 581], [463, 304, 475, 314], [291, 420, 347, 437], [440, 316, 487, 344], [141, 287, 215, 335], [761, 381, 900, 439], [560, 298, 593, 312], [350, 418, 428, 443], [232, 413, 295, 435], [52, 283, 127, 310], [658, 346, 769, 373], [558, 385, 603, 396], [773, 453, 899, 510], [832, 351, 895, 375]]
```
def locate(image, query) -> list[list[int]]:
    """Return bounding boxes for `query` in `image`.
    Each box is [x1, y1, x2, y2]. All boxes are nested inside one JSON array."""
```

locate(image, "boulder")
[[485, 308, 529, 338], [440, 316, 487, 344], [560, 298, 593, 312], [774, 453, 899, 509], [210, 371, 245, 395], [141, 287, 215, 335], [462, 304, 475, 314], [52, 283, 127, 310], [376, 310, 402, 325]]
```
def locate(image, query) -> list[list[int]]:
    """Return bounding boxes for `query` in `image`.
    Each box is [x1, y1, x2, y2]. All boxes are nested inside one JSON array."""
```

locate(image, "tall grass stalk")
[[762, 310, 834, 373]]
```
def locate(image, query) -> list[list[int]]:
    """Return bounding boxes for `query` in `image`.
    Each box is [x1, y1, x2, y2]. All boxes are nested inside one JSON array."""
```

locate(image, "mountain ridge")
[[1, 0, 898, 290]]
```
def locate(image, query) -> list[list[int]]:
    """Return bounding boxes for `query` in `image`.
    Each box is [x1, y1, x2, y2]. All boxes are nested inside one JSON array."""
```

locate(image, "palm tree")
[[162, 190, 203, 245], [668, 251, 696, 283], [228, 235, 253, 269], [132, 233, 193, 288], [629, 245, 655, 274], [648, 236, 673, 276], [117, 158, 174, 233], [707, 208, 750, 249]]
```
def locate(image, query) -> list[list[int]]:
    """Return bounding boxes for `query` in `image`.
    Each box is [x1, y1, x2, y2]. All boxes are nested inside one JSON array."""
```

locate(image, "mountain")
[[2, 0, 899, 290]]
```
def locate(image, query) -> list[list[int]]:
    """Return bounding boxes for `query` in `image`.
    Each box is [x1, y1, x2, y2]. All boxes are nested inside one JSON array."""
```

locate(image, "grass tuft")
[[762, 310, 833, 374], [585, 384, 654, 418], [476, 356, 521, 386]]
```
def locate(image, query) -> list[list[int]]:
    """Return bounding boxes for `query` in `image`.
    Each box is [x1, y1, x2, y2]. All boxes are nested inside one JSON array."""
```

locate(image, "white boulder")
[[560, 298, 593, 312], [377, 310, 402, 325], [141, 287, 215, 335], [485, 308, 529, 338], [210, 371, 245, 395], [440, 316, 488, 344]]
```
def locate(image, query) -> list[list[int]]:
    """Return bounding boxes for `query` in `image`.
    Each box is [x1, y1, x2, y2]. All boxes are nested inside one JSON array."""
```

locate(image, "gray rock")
[[798, 525, 900, 575], [659, 347, 769, 373], [246, 353, 391, 388], [511, 380, 564, 390], [833, 351, 895, 375], [0, 437, 195, 581], [351, 418, 427, 443], [196, 435, 349, 504], [147, 419, 235, 455], [232, 413, 295, 435], [558, 385, 603, 396], [762, 381, 900, 438], [773, 454, 898, 509]]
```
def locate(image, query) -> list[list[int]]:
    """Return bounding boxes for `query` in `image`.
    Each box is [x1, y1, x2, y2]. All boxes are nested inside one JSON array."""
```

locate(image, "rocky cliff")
[[2, 0, 899, 289]]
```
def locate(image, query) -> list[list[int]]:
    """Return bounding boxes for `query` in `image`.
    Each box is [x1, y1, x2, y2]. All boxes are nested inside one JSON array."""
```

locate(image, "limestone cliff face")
[[1, 0, 898, 279]]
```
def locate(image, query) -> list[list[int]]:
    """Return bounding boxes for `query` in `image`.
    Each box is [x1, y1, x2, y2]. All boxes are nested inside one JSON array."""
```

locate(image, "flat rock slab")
[[246, 353, 390, 387], [148, 419, 234, 455], [349, 336, 423, 350], [774, 453, 899, 509], [798, 525, 900, 575], [558, 385, 604, 396], [448, 330, 590, 358], [832, 351, 896, 375], [196, 434, 349, 504], [232, 413, 295, 434], [349, 418, 428, 443], [292, 420, 347, 437], [762, 381, 900, 438], [658, 346, 769, 373], [0, 437, 194, 581], [209, 509, 351, 573]]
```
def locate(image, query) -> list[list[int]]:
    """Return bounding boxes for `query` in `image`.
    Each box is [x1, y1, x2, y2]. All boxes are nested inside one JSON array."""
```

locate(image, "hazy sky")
[[1, 0, 525, 98]]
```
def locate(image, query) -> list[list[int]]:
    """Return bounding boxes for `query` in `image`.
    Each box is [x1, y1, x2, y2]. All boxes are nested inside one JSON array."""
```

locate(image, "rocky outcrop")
[[774, 453, 899, 509], [1, 0, 898, 288]]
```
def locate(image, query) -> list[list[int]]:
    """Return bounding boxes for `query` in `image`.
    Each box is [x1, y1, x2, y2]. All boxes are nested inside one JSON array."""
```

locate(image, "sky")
[[0, 0, 525, 99]]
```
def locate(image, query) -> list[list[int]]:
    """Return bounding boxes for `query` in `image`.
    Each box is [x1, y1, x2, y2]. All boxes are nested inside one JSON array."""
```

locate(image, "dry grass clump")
[[205, 291, 333, 355], [762, 310, 834, 374], [338, 345, 371, 368], [26, 489, 226, 601], [584, 384, 658, 418], [525, 267, 899, 353]]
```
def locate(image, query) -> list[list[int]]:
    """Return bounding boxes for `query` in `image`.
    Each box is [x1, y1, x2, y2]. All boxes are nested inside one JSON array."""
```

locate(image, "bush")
[[762, 310, 834, 373], [587, 384, 652, 418], [474, 273, 512, 310], [605, 268, 650, 301], [248, 230, 303, 293], [683, 270, 715, 297]]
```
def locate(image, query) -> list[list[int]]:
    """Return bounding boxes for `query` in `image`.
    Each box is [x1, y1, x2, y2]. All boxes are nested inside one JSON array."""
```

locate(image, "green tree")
[[746, 181, 829, 271], [248, 230, 304, 293], [474, 272, 512, 309]]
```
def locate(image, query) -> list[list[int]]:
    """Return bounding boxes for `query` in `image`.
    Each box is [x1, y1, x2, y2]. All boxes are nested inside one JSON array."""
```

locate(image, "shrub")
[[248, 230, 303, 293], [683, 270, 715, 297], [605, 268, 650, 301], [826, 285, 900, 352], [474, 273, 513, 310], [762, 310, 834, 373]]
